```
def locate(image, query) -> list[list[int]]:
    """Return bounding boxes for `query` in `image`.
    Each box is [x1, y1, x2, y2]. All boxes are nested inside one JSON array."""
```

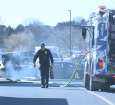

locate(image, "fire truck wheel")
[[84, 73, 89, 88], [90, 76, 99, 91]]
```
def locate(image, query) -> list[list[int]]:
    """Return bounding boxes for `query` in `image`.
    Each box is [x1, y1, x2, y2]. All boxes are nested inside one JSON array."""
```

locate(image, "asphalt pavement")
[[0, 64, 115, 105], [0, 80, 115, 105]]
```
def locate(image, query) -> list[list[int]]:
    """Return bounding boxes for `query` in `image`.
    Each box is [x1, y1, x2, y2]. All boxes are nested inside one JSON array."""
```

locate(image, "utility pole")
[[67, 10, 71, 55]]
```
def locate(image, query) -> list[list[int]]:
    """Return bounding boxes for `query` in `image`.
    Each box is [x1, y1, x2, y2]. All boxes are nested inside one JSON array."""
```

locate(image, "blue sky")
[[0, 0, 114, 27]]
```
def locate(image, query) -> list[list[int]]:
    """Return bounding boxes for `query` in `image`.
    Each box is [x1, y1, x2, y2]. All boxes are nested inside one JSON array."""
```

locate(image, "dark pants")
[[40, 66, 49, 86]]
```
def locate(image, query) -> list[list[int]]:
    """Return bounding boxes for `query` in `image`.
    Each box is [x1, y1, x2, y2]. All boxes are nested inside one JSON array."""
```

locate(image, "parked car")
[[0, 60, 4, 70], [63, 54, 85, 80], [52, 53, 60, 61], [2, 52, 20, 67], [74, 55, 85, 80], [19, 51, 35, 65], [2, 51, 35, 66], [53, 61, 75, 79]]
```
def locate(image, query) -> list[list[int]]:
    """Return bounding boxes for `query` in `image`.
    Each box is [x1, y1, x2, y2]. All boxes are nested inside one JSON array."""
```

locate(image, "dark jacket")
[[33, 48, 53, 66]]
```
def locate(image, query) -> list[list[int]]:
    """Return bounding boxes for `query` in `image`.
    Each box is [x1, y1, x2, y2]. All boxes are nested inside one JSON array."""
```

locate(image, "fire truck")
[[82, 6, 115, 91]]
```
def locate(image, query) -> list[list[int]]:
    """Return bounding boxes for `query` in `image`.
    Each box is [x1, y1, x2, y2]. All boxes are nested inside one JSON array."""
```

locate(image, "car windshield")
[[52, 53, 59, 58], [20, 52, 34, 57]]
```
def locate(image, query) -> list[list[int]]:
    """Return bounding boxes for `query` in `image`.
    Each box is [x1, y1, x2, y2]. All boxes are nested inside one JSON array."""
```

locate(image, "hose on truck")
[[54, 50, 91, 87]]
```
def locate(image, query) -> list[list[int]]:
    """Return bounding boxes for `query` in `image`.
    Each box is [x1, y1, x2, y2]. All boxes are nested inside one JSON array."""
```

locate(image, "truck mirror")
[[82, 28, 87, 39]]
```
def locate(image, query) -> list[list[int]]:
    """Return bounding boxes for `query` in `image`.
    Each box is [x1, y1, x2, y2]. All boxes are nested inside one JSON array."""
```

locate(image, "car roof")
[[54, 61, 73, 63]]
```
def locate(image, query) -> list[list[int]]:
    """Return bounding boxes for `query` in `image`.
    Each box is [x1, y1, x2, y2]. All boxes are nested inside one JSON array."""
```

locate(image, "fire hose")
[[53, 50, 91, 87]]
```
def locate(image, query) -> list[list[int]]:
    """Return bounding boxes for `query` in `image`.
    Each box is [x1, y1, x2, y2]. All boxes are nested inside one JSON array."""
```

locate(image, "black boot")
[[45, 84, 48, 88], [41, 85, 45, 88]]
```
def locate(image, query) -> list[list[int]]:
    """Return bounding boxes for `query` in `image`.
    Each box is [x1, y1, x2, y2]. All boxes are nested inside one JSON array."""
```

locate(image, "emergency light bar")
[[51, 48, 58, 51], [99, 6, 107, 10]]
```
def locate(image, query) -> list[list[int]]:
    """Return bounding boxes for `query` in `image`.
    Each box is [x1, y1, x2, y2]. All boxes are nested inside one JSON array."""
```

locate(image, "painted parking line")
[[79, 87, 114, 105]]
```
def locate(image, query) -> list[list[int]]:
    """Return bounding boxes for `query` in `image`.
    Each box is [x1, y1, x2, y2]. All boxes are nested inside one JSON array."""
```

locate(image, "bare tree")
[[0, 16, 5, 45], [4, 32, 35, 52], [48, 26, 85, 50], [73, 16, 84, 23], [43, 26, 85, 57], [22, 17, 42, 26], [42, 26, 85, 58]]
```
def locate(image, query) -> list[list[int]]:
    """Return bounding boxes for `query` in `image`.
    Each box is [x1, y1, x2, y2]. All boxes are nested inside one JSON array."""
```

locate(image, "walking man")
[[33, 43, 54, 88]]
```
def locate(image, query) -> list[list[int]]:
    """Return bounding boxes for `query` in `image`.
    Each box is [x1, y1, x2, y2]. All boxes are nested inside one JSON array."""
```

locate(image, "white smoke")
[[2, 60, 40, 81]]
